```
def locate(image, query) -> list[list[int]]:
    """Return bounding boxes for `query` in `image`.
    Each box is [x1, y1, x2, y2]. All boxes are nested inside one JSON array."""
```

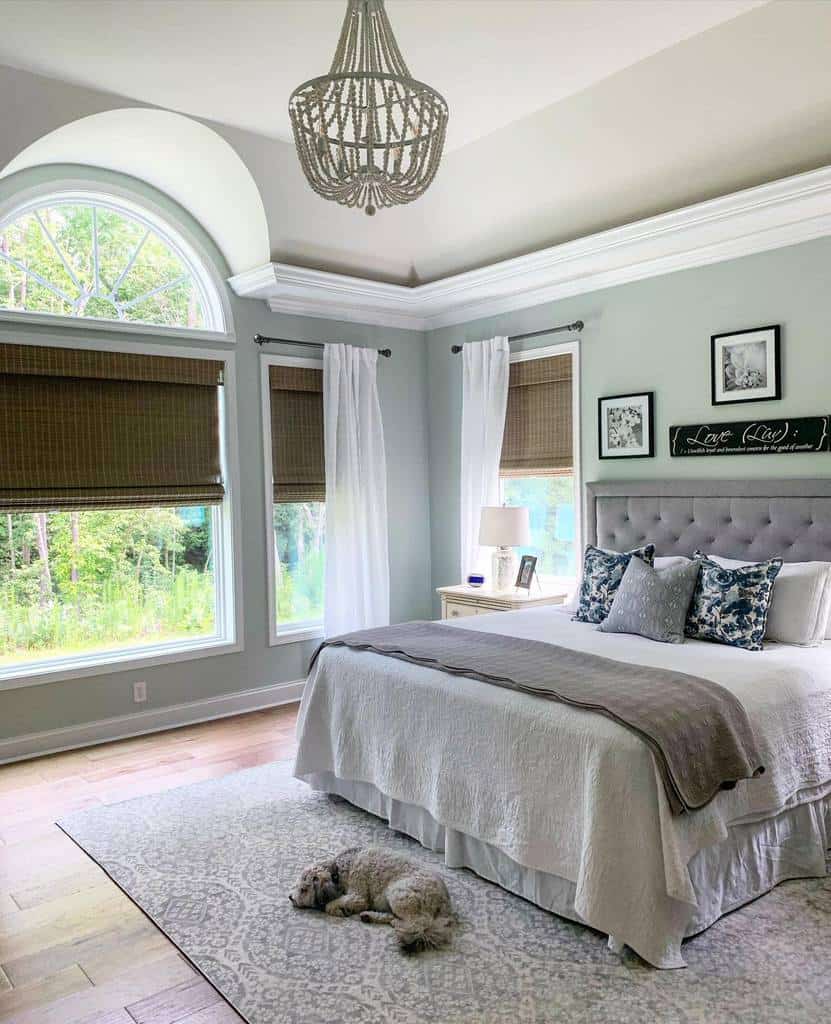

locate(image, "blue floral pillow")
[[685, 552, 783, 651], [573, 544, 656, 624]]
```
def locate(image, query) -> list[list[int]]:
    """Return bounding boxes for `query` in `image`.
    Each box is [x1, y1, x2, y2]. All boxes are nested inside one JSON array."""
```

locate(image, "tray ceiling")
[[0, 0, 762, 153]]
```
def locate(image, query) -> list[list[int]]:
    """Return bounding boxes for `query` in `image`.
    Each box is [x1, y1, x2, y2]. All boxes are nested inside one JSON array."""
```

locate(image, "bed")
[[294, 479, 831, 967]]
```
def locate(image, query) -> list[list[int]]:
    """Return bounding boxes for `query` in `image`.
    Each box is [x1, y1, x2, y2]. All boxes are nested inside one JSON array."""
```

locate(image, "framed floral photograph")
[[711, 325, 780, 405], [598, 392, 654, 459]]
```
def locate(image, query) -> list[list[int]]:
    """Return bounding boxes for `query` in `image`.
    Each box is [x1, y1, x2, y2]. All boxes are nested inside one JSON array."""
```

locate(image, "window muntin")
[[0, 195, 224, 332], [0, 505, 219, 670]]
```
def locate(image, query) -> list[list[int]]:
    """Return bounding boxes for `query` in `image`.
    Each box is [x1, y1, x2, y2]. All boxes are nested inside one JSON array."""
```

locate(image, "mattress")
[[294, 605, 831, 967]]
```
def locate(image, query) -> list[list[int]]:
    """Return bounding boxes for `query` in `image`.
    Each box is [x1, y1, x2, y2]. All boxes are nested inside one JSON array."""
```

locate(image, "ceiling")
[[0, 0, 764, 153], [2, 0, 829, 287]]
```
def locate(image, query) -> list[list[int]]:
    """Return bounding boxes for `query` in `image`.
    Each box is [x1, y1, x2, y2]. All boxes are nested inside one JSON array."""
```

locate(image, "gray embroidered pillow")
[[599, 556, 701, 643], [573, 543, 656, 624]]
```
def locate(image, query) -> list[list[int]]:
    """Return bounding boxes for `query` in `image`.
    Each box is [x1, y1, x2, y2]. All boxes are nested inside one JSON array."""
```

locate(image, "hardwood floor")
[[0, 704, 300, 1024]]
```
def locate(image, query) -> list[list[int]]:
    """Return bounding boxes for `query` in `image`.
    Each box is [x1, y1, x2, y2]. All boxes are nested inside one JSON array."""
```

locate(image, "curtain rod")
[[450, 320, 584, 354], [253, 334, 392, 358]]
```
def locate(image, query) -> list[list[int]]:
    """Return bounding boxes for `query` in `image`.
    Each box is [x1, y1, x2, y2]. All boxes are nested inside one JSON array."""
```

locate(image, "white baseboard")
[[0, 678, 305, 765]]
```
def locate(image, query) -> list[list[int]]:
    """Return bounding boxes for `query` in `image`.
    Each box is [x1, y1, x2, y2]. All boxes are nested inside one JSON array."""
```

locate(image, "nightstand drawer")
[[443, 599, 479, 619], [437, 583, 569, 618]]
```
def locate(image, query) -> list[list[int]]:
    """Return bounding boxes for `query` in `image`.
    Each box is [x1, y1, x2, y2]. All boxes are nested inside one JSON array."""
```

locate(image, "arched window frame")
[[0, 178, 242, 689], [0, 181, 234, 341]]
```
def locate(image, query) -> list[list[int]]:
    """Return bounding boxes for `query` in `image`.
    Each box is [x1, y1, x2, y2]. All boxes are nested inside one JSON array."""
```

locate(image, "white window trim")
[[260, 351, 325, 646], [0, 180, 235, 343], [500, 339, 582, 585], [0, 331, 244, 691]]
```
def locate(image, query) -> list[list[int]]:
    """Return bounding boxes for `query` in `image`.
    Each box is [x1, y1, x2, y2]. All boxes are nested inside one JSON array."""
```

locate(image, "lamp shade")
[[478, 506, 531, 547]]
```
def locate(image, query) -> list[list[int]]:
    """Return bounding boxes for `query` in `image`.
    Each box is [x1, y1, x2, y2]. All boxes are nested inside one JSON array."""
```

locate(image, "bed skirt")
[[300, 770, 830, 968]]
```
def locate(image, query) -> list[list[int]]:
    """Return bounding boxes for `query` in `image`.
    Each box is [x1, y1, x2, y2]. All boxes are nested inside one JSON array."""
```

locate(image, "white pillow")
[[706, 555, 831, 646], [654, 555, 692, 570]]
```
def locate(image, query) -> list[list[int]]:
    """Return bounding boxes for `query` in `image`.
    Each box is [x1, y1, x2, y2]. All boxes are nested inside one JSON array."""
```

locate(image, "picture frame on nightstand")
[[515, 555, 537, 591]]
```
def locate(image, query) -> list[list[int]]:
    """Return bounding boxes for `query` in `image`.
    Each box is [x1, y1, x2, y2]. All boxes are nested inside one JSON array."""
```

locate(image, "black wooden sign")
[[670, 416, 830, 457]]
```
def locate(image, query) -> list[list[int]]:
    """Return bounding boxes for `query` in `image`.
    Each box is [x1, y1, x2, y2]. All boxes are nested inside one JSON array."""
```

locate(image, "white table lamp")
[[478, 506, 531, 593]]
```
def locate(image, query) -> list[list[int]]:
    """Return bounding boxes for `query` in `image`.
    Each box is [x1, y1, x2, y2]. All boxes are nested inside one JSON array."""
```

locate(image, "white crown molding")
[[229, 164, 831, 333], [229, 262, 426, 331], [0, 678, 304, 764]]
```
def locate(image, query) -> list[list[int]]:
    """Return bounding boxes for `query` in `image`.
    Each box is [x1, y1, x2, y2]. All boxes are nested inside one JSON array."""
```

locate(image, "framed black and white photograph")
[[711, 325, 780, 406], [515, 554, 537, 591], [598, 392, 654, 459]]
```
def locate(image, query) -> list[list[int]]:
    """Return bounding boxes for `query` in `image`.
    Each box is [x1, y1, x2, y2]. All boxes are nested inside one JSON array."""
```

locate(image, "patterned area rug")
[[59, 761, 830, 1024]]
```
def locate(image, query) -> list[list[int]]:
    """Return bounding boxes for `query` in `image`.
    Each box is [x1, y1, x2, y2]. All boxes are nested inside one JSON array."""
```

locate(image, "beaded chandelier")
[[289, 0, 449, 216]]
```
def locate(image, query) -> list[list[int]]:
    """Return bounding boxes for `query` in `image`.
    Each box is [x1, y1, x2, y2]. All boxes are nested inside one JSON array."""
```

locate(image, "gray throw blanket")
[[311, 621, 765, 815]]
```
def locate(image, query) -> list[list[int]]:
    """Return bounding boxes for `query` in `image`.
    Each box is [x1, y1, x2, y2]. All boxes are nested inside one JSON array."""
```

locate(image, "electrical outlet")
[[133, 680, 147, 704]]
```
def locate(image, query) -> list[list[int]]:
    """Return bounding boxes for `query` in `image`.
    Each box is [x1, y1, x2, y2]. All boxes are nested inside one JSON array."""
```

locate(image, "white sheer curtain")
[[459, 337, 510, 581], [323, 344, 390, 636]]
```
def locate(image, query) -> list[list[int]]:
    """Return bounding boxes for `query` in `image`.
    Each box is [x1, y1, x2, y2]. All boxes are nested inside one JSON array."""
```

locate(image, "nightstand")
[[436, 583, 568, 620]]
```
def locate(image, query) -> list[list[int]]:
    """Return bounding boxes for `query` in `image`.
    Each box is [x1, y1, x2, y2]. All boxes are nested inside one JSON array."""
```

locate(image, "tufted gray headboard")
[[586, 479, 831, 563]]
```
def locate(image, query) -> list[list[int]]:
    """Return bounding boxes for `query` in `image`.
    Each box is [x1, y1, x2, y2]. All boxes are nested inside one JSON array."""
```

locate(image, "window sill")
[[269, 624, 324, 647], [0, 636, 242, 691]]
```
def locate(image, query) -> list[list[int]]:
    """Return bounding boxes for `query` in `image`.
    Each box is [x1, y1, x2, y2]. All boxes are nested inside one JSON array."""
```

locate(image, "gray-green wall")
[[426, 236, 831, 614], [0, 167, 431, 741]]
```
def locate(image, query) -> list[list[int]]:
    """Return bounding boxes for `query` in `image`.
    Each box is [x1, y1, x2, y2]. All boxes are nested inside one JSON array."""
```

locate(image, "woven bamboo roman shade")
[[0, 343, 225, 512], [269, 364, 325, 503], [500, 353, 573, 476]]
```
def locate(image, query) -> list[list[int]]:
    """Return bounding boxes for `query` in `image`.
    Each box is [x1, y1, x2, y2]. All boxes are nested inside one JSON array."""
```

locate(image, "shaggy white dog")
[[289, 845, 455, 952]]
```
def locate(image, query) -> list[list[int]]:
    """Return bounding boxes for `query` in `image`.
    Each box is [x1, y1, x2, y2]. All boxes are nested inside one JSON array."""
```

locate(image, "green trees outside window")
[[274, 502, 325, 627], [0, 202, 208, 329], [501, 475, 577, 578], [0, 507, 216, 668]]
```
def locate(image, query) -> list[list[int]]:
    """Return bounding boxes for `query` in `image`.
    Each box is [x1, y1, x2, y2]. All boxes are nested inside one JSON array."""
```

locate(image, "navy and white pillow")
[[573, 544, 656, 624], [685, 552, 783, 652]]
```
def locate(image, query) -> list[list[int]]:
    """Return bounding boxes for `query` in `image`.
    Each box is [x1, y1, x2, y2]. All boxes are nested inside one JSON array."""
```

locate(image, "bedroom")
[[0, 0, 829, 1021]]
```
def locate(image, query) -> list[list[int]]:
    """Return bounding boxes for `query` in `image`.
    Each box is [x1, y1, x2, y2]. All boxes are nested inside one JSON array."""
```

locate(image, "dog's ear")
[[312, 875, 326, 908]]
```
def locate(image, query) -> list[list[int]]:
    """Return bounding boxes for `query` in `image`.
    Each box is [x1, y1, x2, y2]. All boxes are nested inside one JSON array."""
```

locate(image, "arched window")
[[0, 188, 237, 685], [0, 191, 226, 333]]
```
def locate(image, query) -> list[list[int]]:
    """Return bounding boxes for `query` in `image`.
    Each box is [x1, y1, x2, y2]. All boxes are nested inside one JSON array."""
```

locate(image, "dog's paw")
[[359, 911, 373, 923], [325, 903, 348, 917]]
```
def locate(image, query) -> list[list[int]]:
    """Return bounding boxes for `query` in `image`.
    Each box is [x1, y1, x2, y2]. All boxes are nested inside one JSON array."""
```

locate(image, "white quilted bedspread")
[[294, 606, 831, 966]]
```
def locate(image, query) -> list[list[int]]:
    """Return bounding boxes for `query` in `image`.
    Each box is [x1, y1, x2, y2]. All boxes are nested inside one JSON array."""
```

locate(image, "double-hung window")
[[0, 341, 237, 681], [499, 343, 580, 584], [262, 355, 326, 642]]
